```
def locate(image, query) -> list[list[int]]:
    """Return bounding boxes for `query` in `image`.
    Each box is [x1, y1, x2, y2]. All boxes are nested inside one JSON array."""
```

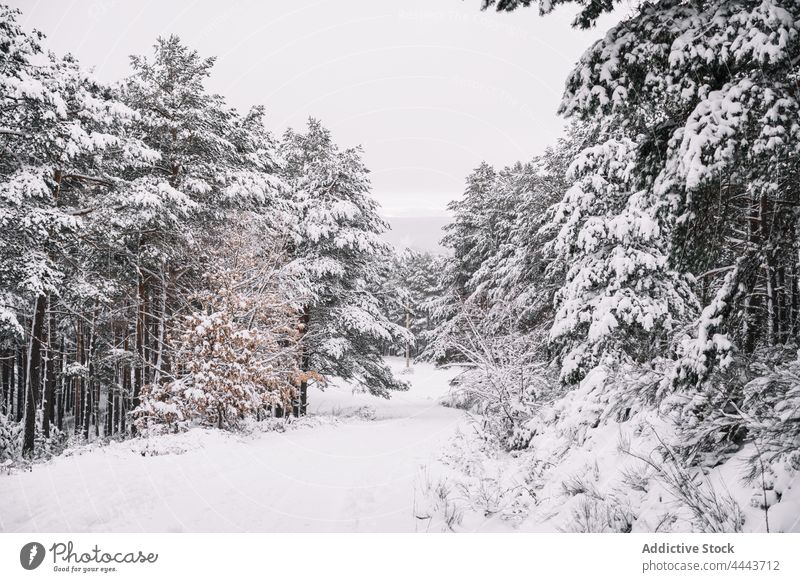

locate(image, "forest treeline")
[[0, 5, 410, 459], [414, 0, 800, 531]]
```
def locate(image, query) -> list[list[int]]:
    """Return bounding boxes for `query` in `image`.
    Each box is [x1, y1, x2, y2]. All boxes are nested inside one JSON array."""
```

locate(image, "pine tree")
[[425, 156, 565, 362], [477, 0, 618, 29], [441, 162, 499, 301], [546, 136, 696, 383], [280, 119, 410, 404], [375, 248, 442, 362]]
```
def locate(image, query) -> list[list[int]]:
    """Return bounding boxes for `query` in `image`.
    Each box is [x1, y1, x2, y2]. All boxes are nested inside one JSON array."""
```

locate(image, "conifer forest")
[[1, 0, 799, 533]]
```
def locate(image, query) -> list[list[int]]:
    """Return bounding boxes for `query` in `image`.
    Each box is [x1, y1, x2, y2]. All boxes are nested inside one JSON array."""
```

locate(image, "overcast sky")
[[10, 0, 619, 218]]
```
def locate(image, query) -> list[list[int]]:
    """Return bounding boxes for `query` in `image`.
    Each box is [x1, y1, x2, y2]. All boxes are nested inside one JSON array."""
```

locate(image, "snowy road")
[[0, 359, 464, 532]]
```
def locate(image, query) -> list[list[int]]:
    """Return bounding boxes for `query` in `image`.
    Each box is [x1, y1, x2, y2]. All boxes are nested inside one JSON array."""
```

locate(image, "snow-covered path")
[[0, 359, 464, 532]]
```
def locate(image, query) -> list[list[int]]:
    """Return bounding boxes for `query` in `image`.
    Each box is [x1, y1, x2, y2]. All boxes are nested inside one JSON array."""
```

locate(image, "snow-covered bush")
[[134, 225, 308, 432], [0, 415, 21, 462], [415, 428, 538, 532], [0, 414, 68, 464], [742, 356, 800, 471], [432, 302, 557, 450], [620, 429, 746, 533]]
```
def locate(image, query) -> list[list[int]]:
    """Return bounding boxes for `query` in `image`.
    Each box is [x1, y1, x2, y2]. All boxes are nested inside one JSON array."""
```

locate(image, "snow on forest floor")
[[0, 358, 465, 533], [5, 357, 795, 534]]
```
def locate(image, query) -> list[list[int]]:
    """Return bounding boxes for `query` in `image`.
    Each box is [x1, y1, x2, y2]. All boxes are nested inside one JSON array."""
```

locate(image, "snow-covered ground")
[[6, 356, 793, 535], [0, 358, 464, 533]]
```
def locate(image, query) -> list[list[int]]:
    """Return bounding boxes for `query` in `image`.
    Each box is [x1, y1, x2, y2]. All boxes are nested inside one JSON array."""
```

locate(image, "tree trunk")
[[1, 351, 9, 417], [293, 376, 305, 417], [143, 284, 151, 386], [107, 327, 117, 436], [64, 339, 71, 416], [16, 348, 26, 422], [777, 265, 787, 343], [84, 313, 97, 441], [765, 257, 776, 346], [22, 294, 47, 457], [132, 274, 146, 435], [405, 308, 411, 369], [74, 318, 83, 435], [91, 320, 100, 438], [791, 260, 799, 342], [42, 305, 56, 438], [120, 331, 129, 435], [742, 193, 761, 352], [152, 273, 167, 386], [94, 383, 100, 437], [294, 306, 312, 417], [56, 336, 64, 431], [82, 379, 91, 440]]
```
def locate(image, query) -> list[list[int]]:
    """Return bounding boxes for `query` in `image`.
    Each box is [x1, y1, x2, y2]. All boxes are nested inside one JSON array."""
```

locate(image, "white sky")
[[10, 0, 619, 217]]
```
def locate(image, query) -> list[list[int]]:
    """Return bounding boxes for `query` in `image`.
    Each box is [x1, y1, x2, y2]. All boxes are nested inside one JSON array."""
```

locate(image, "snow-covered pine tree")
[[280, 119, 410, 406], [469, 146, 574, 329], [426, 156, 563, 363], [374, 248, 442, 363], [424, 163, 506, 363], [548, 0, 800, 437], [545, 135, 696, 384], [478, 0, 618, 29], [535, 0, 796, 388], [441, 162, 499, 301], [122, 36, 284, 217]]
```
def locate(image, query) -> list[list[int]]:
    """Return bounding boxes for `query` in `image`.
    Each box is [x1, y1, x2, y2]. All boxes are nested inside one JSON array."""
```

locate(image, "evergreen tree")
[[375, 248, 442, 362], [546, 136, 696, 384], [567, 0, 797, 377], [441, 162, 499, 301], [475, 0, 800, 461], [280, 119, 410, 404], [424, 163, 504, 362], [477, 0, 619, 29]]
